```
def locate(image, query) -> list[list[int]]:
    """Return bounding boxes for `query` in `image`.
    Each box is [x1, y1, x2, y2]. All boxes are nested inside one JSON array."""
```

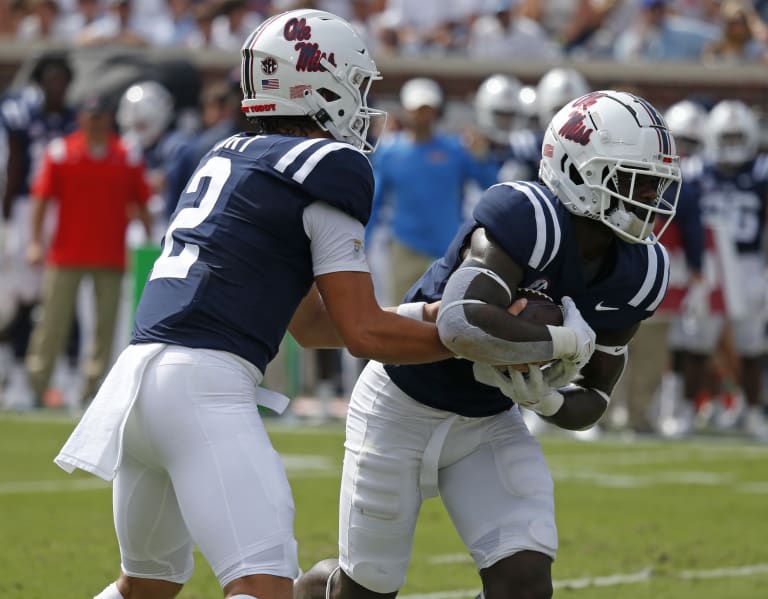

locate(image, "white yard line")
[[400, 563, 768, 599]]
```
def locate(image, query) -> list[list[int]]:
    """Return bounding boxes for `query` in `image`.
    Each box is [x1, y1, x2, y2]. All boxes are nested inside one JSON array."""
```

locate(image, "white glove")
[[541, 358, 581, 389], [552, 296, 596, 369], [472, 362, 564, 416], [681, 279, 708, 321]]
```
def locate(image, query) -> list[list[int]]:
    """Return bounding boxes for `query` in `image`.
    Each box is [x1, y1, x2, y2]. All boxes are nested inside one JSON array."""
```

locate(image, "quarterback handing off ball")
[[506, 288, 563, 372]]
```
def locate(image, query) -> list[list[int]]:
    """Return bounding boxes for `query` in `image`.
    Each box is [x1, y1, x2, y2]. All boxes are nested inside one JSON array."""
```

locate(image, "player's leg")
[[441, 409, 555, 599], [25, 267, 82, 402], [107, 402, 195, 599], [145, 347, 298, 599], [84, 268, 123, 401]]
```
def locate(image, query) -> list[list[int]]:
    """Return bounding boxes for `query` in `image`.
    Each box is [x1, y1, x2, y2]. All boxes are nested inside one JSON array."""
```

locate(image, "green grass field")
[[2, 412, 768, 599]]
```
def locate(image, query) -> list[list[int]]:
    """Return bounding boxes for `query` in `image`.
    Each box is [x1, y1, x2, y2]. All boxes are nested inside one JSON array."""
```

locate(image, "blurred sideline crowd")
[[1, 3, 768, 445], [0, 0, 767, 63]]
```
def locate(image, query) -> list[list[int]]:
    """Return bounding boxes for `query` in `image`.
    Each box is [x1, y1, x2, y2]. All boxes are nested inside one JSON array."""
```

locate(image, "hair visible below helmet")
[[704, 99, 759, 167], [116, 80, 174, 149], [663, 99, 707, 157], [474, 74, 523, 144], [539, 90, 681, 244], [535, 68, 590, 130], [240, 9, 385, 153]]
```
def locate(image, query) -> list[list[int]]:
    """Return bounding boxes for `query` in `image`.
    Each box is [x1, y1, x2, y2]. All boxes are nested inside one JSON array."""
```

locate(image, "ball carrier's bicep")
[[437, 227, 564, 366]]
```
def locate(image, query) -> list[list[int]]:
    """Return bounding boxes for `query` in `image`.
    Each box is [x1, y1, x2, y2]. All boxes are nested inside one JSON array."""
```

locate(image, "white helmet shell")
[[664, 100, 707, 157], [240, 9, 385, 153], [474, 74, 523, 144], [704, 99, 759, 167], [539, 90, 681, 244], [535, 67, 590, 130], [116, 80, 174, 149]]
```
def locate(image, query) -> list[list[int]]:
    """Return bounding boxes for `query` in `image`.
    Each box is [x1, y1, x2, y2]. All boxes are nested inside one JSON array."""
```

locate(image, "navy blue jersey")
[[0, 88, 76, 194], [386, 181, 670, 417], [697, 154, 768, 255], [132, 133, 373, 373]]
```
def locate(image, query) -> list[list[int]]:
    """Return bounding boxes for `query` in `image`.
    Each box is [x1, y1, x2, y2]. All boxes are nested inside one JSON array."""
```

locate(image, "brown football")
[[515, 288, 563, 326], [501, 288, 563, 373]]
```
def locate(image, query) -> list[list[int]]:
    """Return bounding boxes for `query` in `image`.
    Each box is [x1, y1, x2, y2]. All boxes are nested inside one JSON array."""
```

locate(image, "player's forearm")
[[540, 386, 609, 431], [344, 311, 452, 364]]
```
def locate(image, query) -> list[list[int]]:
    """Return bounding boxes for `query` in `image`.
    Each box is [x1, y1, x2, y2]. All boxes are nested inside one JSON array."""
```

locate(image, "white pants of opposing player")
[[114, 346, 298, 587], [339, 362, 557, 594]]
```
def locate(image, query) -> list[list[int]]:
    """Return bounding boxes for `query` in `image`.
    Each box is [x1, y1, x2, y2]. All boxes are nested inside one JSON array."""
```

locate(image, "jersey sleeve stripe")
[[521, 181, 561, 269], [646, 243, 670, 311], [628, 244, 657, 307], [273, 139, 326, 173], [292, 142, 360, 184], [506, 182, 560, 270]]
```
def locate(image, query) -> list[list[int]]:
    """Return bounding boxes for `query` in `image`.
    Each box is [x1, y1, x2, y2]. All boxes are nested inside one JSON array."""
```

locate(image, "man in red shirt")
[[25, 93, 151, 407]]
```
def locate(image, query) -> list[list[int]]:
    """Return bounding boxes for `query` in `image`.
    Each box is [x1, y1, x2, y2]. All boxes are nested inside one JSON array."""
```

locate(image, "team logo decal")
[[261, 56, 278, 75], [283, 16, 335, 72], [558, 92, 606, 146], [284, 17, 312, 41]]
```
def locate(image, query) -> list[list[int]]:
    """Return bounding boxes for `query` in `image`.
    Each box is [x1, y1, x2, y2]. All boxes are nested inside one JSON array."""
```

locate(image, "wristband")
[[396, 301, 426, 321], [546, 325, 577, 360]]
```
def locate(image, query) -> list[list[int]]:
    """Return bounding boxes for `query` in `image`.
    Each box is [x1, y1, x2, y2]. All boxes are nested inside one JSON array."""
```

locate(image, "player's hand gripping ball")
[[502, 288, 563, 373]]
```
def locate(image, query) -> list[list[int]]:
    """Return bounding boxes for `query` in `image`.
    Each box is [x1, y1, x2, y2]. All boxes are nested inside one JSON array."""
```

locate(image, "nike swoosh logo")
[[595, 301, 620, 311]]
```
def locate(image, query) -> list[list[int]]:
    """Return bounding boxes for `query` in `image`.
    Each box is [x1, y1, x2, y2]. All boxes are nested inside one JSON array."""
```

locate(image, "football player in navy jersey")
[[295, 90, 681, 599], [53, 10, 453, 599], [673, 100, 768, 440], [0, 51, 77, 407]]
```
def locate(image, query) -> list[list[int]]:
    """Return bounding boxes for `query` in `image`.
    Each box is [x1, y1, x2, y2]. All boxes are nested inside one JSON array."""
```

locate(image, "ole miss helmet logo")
[[261, 56, 278, 75]]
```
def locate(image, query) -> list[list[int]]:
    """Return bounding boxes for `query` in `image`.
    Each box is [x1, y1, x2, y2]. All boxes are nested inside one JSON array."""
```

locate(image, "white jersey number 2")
[[150, 156, 232, 281]]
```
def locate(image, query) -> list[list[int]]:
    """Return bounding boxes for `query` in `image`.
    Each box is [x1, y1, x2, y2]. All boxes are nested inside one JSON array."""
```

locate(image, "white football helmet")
[[474, 74, 523, 144], [539, 90, 681, 244], [664, 100, 707, 157], [116, 80, 174, 149], [535, 67, 590, 130], [704, 99, 759, 167], [240, 9, 385, 153]]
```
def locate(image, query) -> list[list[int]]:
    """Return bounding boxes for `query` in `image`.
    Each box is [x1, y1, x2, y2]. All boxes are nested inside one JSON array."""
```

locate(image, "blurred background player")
[[116, 79, 190, 239], [614, 98, 708, 435], [0, 51, 77, 407], [671, 99, 768, 440], [507, 66, 590, 182]]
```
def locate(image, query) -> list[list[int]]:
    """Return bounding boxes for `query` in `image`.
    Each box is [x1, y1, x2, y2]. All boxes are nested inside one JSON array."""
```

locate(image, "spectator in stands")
[[466, 0, 563, 59], [517, 0, 615, 54], [210, 0, 265, 51], [702, 0, 768, 64], [368, 77, 498, 303], [58, 0, 105, 43], [613, 0, 719, 62], [25, 93, 152, 407], [184, 1, 218, 49], [146, 0, 197, 48], [77, 0, 150, 47], [15, 0, 67, 42]]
